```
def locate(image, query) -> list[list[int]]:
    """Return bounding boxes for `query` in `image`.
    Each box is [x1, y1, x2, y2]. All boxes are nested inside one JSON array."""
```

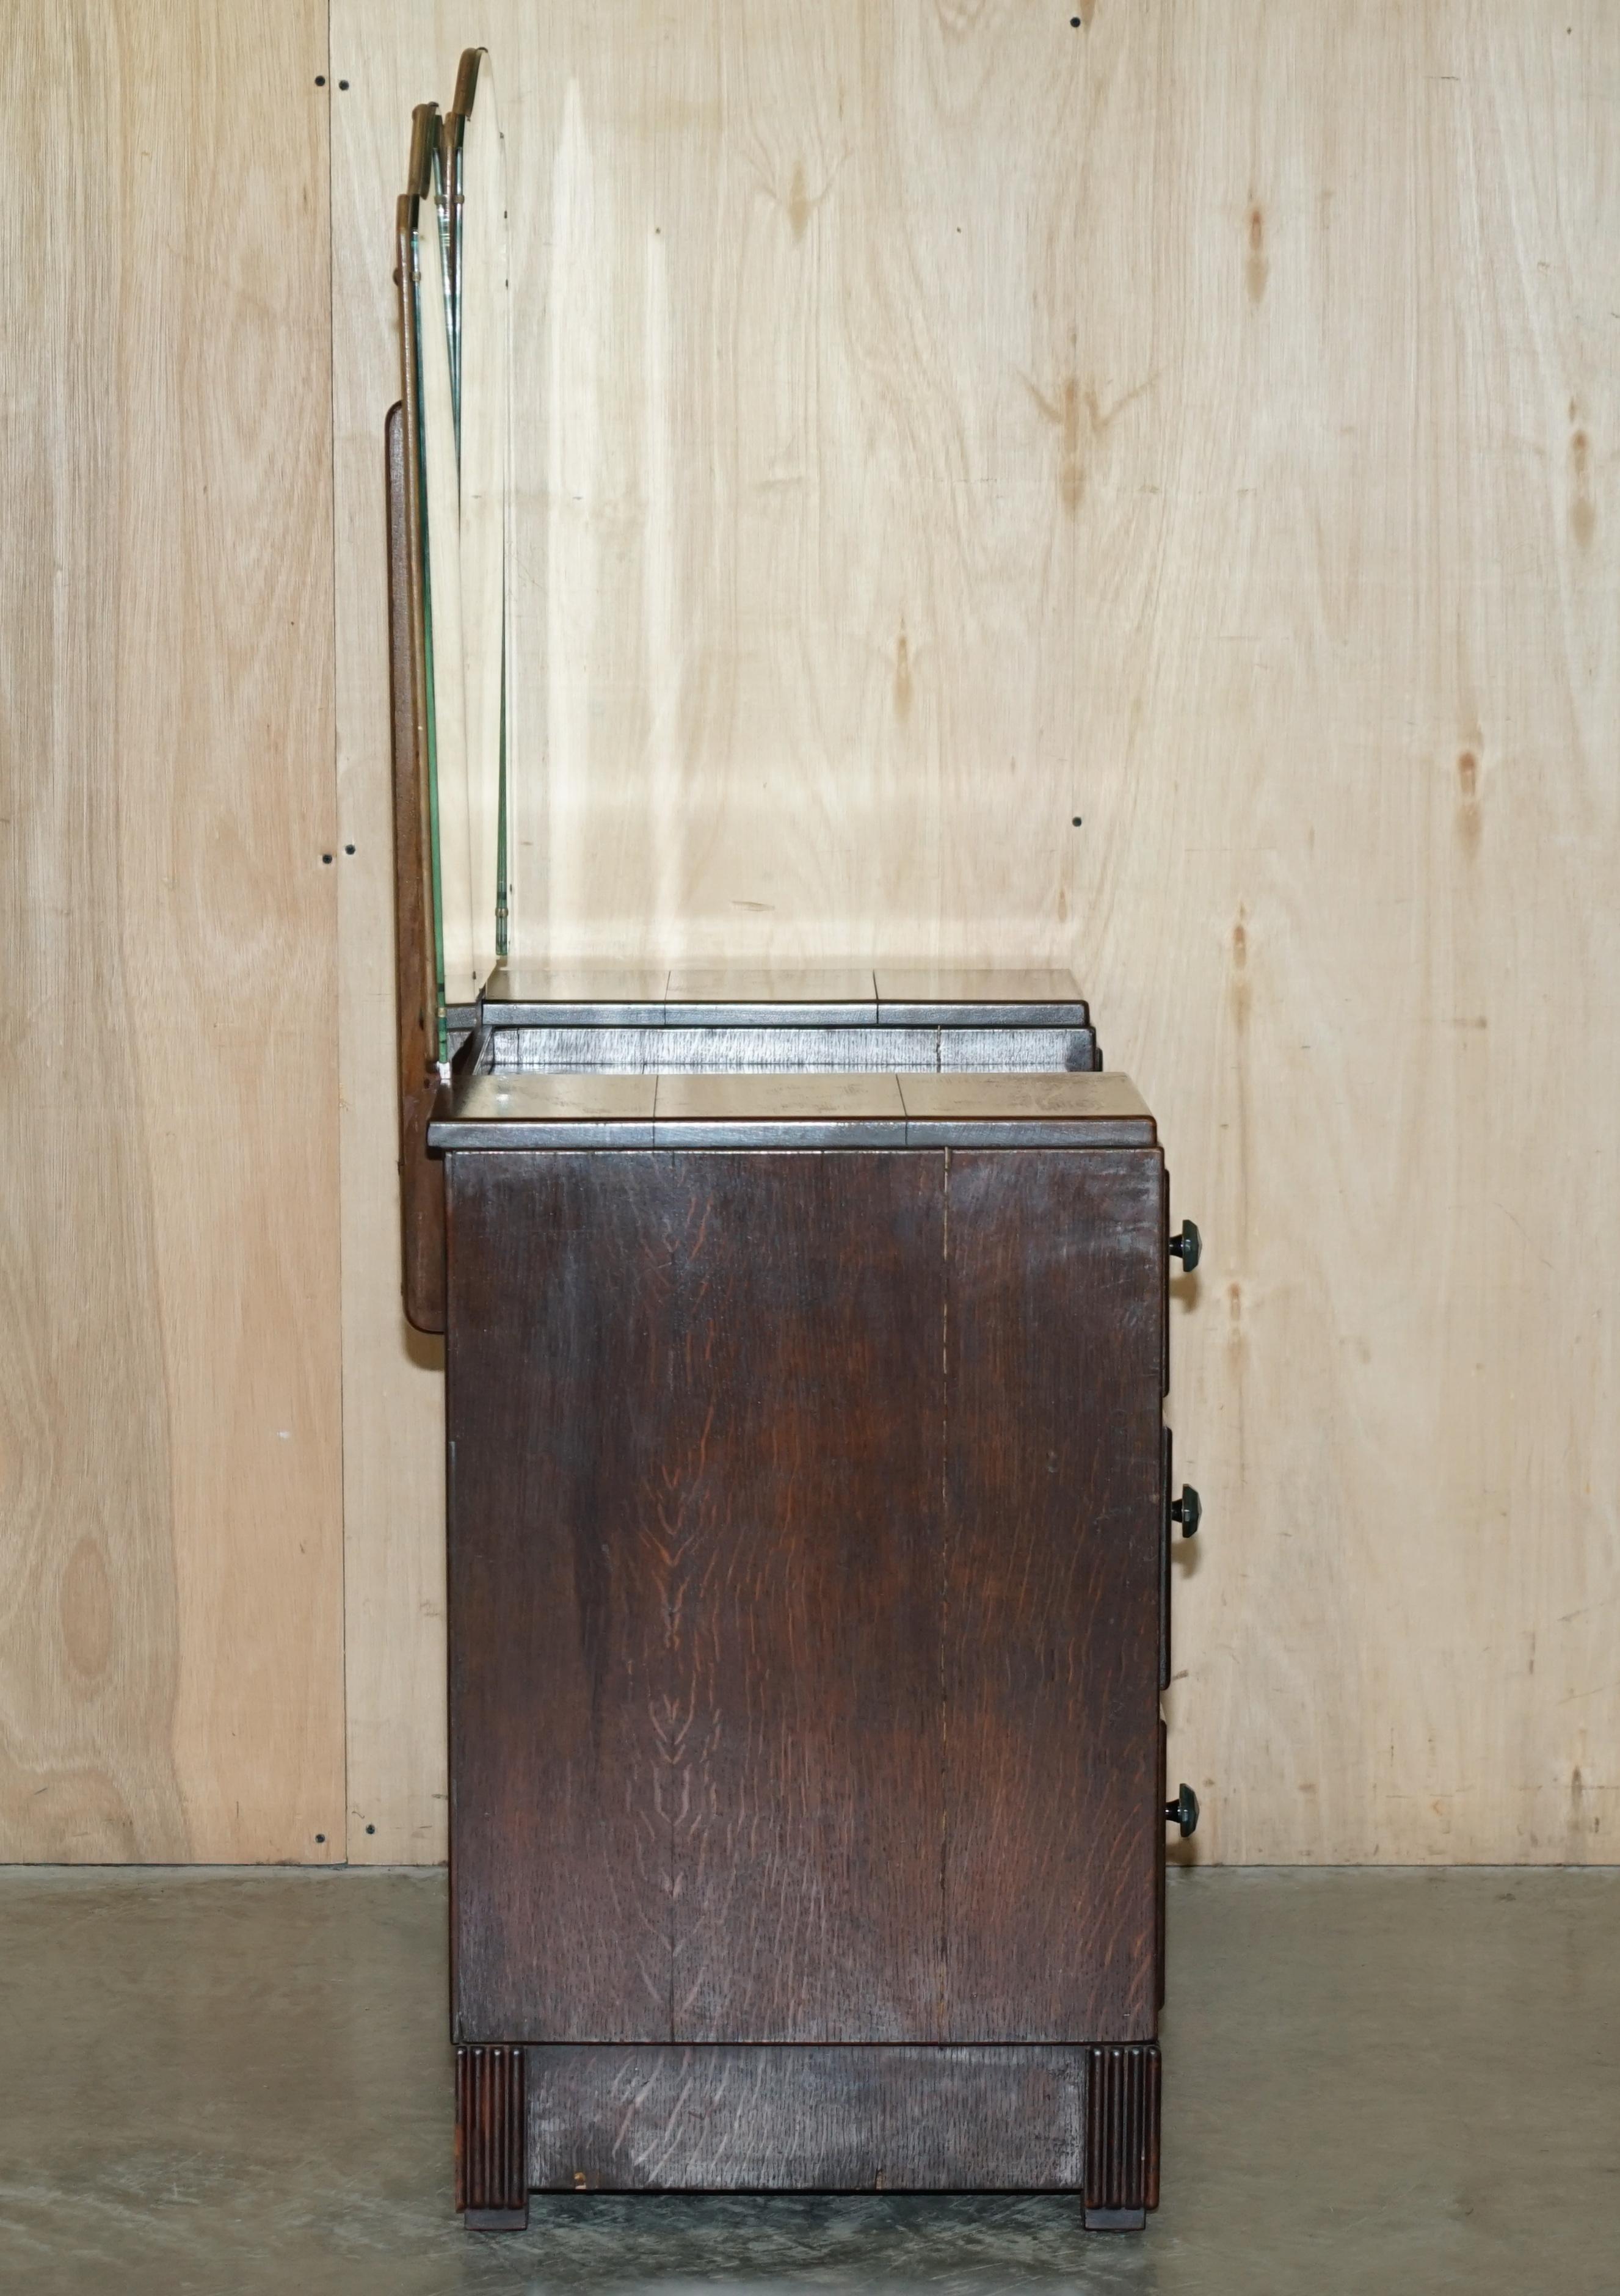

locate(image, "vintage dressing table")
[[387, 54, 1202, 2236]]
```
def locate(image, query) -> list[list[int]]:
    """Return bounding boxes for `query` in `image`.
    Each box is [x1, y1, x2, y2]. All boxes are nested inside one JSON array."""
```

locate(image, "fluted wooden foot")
[[456, 2044, 527, 2231], [1082, 2042, 1160, 2231]]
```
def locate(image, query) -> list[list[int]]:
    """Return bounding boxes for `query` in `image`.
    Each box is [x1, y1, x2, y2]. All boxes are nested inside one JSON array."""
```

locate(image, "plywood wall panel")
[[332, 1, 1620, 1862], [330, 15, 454, 1862], [0, 4, 345, 1861]]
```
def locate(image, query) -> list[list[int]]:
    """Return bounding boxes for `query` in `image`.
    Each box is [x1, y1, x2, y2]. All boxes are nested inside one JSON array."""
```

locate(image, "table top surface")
[[429, 1067, 1155, 1151], [476, 964, 1092, 1028]]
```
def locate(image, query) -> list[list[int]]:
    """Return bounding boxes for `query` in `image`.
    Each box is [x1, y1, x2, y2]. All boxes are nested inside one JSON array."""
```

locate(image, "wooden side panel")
[[666, 1152, 945, 2043], [446, 1150, 945, 2044], [448, 1152, 672, 2041], [0, 4, 344, 1859], [526, 2045, 1089, 2192], [945, 1152, 1165, 2043]]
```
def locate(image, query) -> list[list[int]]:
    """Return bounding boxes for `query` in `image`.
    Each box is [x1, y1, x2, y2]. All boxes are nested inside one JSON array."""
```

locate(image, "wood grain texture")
[[1084, 2043, 1160, 2225], [945, 1152, 1166, 2043], [447, 1152, 671, 2040], [0, 3, 344, 1860], [385, 404, 447, 1334], [664, 1154, 944, 2043], [333, 29, 452, 1861], [446, 1150, 946, 2044], [335, 1, 1620, 1863], [526, 2045, 1091, 2192], [456, 2044, 527, 2224]]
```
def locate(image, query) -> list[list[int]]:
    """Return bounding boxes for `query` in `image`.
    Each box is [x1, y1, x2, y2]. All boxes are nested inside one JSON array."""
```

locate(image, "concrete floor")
[[1, 1869, 1615, 2294]]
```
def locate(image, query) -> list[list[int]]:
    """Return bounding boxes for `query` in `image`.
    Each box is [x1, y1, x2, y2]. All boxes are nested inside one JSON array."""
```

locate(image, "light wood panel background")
[[331, 18, 451, 1862], [333, 0, 1620, 1867], [0, 3, 346, 1859], [7, 2, 1613, 1866]]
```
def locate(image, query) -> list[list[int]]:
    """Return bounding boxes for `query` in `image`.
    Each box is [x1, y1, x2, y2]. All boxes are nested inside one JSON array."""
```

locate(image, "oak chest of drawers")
[[415, 970, 1199, 2231]]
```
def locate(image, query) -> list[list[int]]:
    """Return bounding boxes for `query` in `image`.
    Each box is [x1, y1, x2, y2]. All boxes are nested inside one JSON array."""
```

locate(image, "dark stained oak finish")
[[447, 1151, 946, 2044], [662, 1154, 945, 2043], [943, 1152, 1166, 2043], [526, 2045, 1090, 2190], [444, 1132, 1175, 2213], [1156, 1717, 1169, 2014], [385, 397, 446, 1333], [455, 2044, 527, 2228], [1161, 1428, 1175, 1691], [448, 1155, 671, 2042], [1083, 2043, 1161, 2229]]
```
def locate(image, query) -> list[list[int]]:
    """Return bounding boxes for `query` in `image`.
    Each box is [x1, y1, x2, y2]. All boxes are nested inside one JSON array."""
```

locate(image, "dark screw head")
[[1170, 1219, 1201, 1271], [1164, 1784, 1199, 1839], [1171, 1484, 1202, 1537]]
